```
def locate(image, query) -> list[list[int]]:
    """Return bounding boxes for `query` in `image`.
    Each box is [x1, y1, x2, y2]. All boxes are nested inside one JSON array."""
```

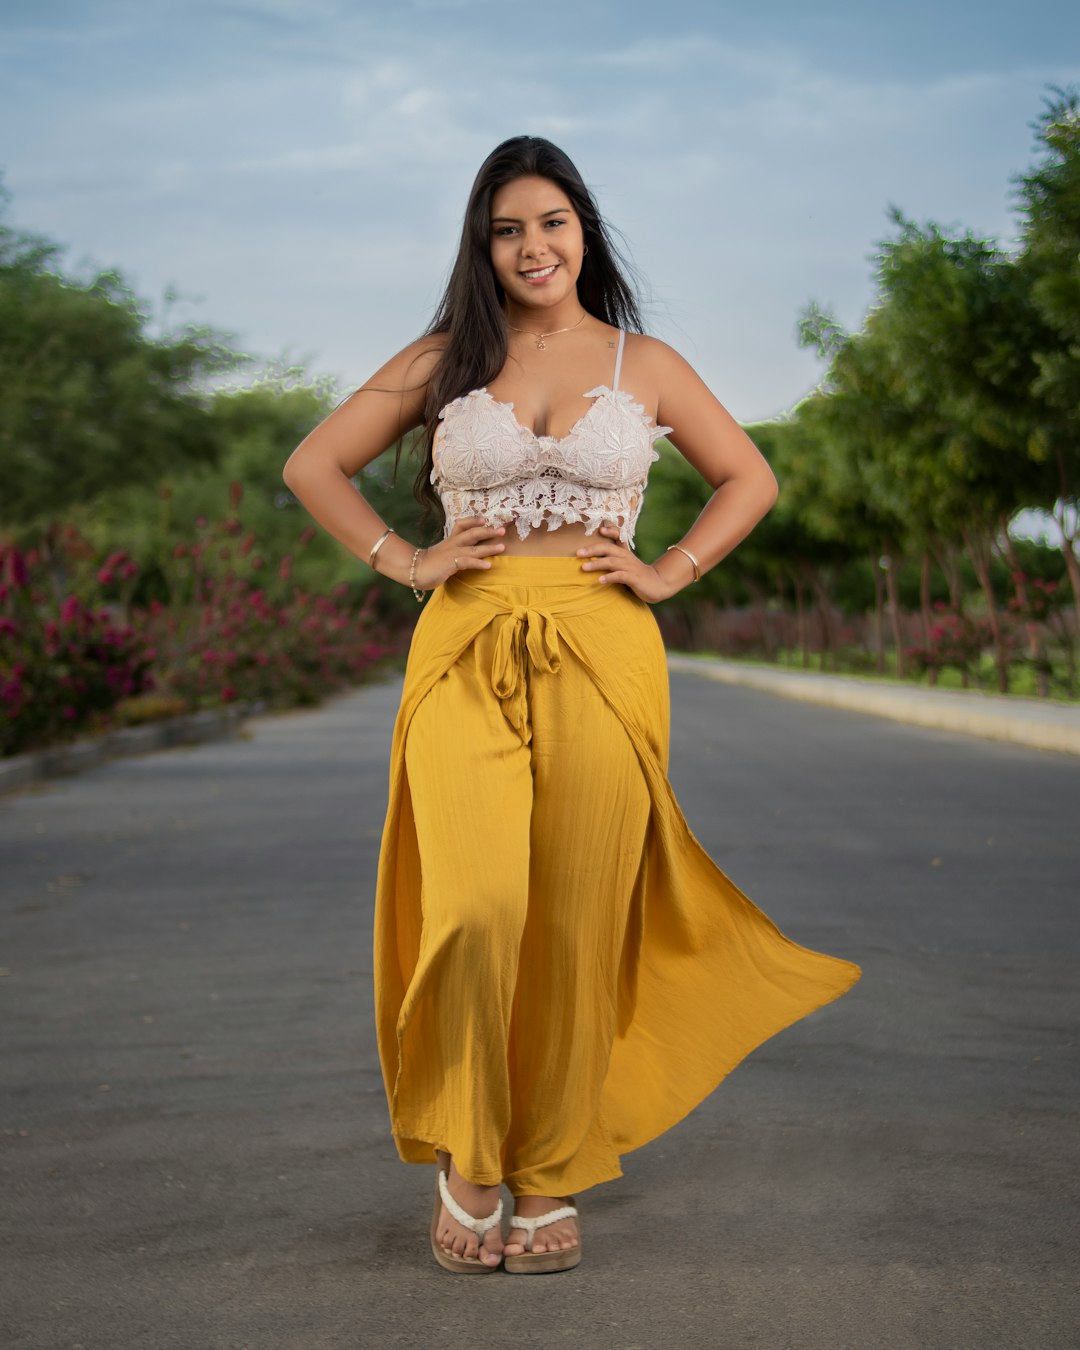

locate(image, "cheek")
[[490, 243, 515, 277]]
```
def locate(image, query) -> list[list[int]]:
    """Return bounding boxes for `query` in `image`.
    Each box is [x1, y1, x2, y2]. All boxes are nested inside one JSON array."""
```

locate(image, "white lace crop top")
[[431, 330, 673, 547]]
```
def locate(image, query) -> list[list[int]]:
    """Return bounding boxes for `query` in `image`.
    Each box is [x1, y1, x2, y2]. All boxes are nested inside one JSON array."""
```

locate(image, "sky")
[[2, 0, 1078, 423]]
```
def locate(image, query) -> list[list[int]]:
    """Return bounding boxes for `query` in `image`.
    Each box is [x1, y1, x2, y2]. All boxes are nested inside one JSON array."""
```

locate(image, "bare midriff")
[[495, 518, 620, 557]]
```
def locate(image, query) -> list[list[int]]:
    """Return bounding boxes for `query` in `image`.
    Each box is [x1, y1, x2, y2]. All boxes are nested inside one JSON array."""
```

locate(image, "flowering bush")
[[1, 483, 405, 757], [905, 603, 1013, 682], [0, 544, 155, 756]]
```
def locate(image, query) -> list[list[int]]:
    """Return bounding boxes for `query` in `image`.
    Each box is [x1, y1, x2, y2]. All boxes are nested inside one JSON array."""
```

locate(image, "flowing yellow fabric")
[[373, 555, 861, 1197]]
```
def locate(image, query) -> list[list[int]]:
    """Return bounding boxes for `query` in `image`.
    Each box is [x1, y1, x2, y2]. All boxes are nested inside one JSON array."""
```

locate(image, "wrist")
[[370, 533, 421, 588], [652, 549, 696, 597]]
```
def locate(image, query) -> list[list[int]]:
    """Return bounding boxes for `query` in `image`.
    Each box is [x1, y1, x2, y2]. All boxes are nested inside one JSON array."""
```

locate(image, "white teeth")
[[522, 264, 557, 278]]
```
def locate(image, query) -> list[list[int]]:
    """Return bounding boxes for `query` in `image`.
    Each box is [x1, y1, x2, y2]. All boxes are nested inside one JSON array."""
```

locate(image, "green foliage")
[[0, 178, 244, 532]]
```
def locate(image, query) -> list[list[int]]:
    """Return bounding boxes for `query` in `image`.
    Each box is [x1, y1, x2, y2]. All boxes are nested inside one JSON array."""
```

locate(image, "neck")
[[503, 294, 587, 334]]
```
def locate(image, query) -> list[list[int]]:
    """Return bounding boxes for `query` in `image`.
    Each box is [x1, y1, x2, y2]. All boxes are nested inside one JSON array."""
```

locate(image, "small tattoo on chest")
[[607, 341, 615, 348]]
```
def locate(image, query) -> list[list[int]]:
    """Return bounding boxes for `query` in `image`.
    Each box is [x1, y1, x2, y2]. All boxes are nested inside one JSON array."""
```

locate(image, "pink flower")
[[60, 596, 81, 624], [7, 549, 28, 588]]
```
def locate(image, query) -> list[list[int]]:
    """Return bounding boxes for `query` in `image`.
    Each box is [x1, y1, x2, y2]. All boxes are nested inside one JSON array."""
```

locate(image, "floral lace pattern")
[[431, 385, 673, 547]]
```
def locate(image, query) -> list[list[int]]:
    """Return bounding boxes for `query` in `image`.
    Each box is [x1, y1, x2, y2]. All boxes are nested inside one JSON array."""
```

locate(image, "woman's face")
[[488, 175, 585, 312]]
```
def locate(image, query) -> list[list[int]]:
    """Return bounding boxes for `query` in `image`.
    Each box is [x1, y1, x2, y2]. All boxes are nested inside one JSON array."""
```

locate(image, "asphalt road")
[[1, 671, 1077, 1350]]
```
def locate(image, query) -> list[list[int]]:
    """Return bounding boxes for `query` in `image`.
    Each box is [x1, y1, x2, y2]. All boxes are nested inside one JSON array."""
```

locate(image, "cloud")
[[2, 2, 1076, 420]]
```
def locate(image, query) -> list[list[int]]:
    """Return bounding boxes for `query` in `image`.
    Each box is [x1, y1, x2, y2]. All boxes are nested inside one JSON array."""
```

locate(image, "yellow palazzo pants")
[[373, 555, 861, 1198]]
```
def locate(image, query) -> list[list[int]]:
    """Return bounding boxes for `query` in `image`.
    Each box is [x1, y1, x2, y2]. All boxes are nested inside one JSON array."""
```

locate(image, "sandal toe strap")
[[437, 1169, 503, 1237], [508, 1204, 578, 1253]]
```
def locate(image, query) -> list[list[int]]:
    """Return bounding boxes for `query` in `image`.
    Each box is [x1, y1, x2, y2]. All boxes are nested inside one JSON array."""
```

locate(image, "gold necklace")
[[507, 309, 588, 351]]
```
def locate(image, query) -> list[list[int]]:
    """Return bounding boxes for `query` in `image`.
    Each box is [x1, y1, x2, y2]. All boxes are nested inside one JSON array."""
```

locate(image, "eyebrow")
[[490, 208, 570, 223]]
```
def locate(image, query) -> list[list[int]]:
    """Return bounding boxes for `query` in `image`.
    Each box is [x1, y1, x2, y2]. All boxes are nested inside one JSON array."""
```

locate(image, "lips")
[[520, 263, 558, 281]]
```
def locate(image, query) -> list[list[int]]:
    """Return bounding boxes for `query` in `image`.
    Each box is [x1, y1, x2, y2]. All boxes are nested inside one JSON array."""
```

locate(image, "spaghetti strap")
[[612, 329, 625, 392]]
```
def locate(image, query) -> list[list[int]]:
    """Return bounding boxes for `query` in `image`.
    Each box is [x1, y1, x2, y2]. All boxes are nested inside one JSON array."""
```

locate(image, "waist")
[[449, 554, 599, 590]]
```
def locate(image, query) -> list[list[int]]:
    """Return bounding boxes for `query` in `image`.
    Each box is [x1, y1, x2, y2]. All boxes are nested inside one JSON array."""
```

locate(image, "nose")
[[519, 227, 550, 260]]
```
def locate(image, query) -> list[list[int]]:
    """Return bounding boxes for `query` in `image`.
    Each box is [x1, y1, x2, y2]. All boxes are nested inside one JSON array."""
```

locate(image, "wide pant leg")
[[503, 648, 651, 1197], [400, 637, 532, 1187], [400, 603, 651, 1193]]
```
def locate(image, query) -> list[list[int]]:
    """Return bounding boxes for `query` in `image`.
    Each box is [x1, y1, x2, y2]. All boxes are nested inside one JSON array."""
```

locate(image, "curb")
[[0, 704, 256, 796], [665, 654, 1080, 757]]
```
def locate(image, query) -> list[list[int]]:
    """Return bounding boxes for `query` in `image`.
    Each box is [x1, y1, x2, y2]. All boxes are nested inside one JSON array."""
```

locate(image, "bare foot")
[[504, 1195, 579, 1257], [435, 1154, 504, 1267]]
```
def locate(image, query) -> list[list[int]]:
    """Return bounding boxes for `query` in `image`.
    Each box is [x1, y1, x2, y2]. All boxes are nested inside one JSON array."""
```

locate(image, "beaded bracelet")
[[666, 543, 701, 583], [409, 546, 426, 603]]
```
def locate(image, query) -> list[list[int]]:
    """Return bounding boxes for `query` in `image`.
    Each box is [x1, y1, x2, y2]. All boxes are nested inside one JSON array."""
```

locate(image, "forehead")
[[490, 175, 574, 218]]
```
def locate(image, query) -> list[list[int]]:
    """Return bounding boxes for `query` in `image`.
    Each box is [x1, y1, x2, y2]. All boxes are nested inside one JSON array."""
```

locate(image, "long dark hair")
[[397, 135, 647, 532]]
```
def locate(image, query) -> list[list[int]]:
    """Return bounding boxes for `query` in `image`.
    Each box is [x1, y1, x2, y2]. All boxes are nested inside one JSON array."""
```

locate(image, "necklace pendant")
[[536, 337, 547, 351]]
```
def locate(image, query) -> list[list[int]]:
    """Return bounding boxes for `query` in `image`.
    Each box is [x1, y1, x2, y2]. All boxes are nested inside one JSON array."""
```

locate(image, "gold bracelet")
[[409, 546, 426, 603], [368, 526, 394, 571], [665, 543, 701, 583]]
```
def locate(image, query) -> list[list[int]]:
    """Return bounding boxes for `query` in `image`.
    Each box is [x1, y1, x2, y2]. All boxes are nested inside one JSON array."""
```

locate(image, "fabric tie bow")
[[490, 605, 562, 744]]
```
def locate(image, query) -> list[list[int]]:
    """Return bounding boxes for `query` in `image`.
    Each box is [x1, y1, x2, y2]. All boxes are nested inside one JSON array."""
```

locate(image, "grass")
[[672, 648, 1079, 703]]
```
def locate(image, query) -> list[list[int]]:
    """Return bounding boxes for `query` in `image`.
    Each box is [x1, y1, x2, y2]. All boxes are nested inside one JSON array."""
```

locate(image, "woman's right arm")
[[281, 337, 503, 590]]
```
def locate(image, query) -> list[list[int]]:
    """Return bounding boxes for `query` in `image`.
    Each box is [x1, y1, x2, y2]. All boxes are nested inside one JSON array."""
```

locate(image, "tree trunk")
[[933, 538, 964, 614], [746, 581, 776, 660], [882, 551, 906, 678], [919, 550, 938, 686], [1051, 447, 1080, 631], [792, 571, 809, 668], [872, 555, 886, 674], [998, 527, 1049, 698], [962, 524, 1009, 694], [810, 571, 836, 671], [1053, 505, 1080, 633]]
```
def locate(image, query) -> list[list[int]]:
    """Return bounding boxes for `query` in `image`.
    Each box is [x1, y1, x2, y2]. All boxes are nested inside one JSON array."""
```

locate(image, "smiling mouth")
[[520, 264, 558, 279]]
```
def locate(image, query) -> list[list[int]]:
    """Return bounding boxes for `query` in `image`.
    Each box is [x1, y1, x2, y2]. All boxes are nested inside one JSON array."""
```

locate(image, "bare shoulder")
[[626, 333, 700, 384], [284, 332, 449, 481]]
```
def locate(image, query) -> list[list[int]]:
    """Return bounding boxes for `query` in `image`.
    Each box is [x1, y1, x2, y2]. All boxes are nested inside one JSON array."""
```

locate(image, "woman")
[[282, 136, 861, 1276]]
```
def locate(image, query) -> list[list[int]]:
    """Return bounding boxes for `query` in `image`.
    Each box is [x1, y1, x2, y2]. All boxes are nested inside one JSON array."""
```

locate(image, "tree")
[[0, 178, 242, 534], [1013, 85, 1080, 625]]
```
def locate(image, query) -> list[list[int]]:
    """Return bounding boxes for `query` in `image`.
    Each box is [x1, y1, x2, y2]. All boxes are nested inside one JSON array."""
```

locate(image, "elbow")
[[761, 463, 780, 513], [281, 453, 304, 491]]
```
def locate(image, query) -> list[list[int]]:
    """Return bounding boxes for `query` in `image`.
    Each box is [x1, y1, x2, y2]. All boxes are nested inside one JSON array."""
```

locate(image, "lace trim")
[[432, 385, 672, 548]]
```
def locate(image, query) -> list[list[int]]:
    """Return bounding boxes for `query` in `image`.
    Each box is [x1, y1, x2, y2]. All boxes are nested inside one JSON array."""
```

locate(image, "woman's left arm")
[[578, 338, 779, 603]]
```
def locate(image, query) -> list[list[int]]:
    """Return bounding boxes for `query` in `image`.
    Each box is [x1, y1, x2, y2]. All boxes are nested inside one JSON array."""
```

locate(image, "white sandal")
[[503, 1199, 581, 1274], [429, 1152, 504, 1274]]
